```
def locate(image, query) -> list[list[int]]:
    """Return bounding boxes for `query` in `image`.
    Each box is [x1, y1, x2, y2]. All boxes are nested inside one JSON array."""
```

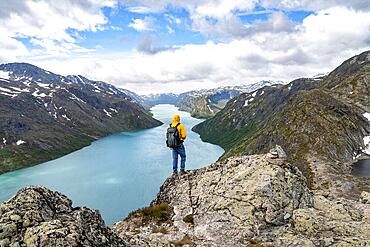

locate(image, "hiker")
[[166, 114, 187, 175]]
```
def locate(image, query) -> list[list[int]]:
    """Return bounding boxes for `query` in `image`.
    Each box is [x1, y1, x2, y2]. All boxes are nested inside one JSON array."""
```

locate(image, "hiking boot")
[[173, 170, 178, 176], [180, 170, 186, 175]]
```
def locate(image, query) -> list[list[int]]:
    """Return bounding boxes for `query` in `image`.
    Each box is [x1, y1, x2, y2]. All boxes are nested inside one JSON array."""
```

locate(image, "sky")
[[0, 0, 369, 94]]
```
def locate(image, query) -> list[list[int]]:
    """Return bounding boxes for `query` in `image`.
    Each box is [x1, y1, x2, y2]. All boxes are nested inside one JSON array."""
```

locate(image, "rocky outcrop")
[[113, 148, 370, 246], [0, 186, 127, 247]]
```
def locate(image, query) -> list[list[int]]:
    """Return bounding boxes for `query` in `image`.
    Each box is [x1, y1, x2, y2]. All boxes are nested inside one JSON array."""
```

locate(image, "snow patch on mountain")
[[37, 83, 51, 89], [0, 70, 10, 79], [103, 109, 112, 117], [363, 136, 370, 155], [16, 140, 26, 145], [62, 114, 71, 121], [363, 112, 370, 121], [244, 97, 254, 107], [207, 105, 214, 113]]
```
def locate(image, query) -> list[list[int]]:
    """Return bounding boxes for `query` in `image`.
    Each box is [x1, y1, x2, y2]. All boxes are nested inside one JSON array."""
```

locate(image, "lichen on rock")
[[113, 149, 370, 246], [0, 186, 127, 247]]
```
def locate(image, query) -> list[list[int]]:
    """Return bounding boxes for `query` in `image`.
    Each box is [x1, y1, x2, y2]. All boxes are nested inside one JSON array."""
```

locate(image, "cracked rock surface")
[[0, 186, 127, 247], [114, 150, 370, 246]]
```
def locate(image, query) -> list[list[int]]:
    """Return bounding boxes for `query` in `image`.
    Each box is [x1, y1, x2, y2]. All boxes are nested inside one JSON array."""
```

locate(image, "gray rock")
[[360, 191, 370, 204], [0, 186, 128, 247], [275, 145, 287, 158], [114, 153, 370, 246]]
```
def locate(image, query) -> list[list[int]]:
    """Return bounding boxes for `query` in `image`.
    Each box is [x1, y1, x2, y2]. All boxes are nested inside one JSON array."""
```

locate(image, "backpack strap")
[[175, 122, 181, 128]]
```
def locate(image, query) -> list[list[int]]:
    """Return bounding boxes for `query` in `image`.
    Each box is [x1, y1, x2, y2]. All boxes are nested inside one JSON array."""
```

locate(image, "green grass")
[[169, 235, 195, 247], [138, 203, 171, 220], [152, 226, 168, 234], [183, 214, 194, 224], [127, 203, 172, 226]]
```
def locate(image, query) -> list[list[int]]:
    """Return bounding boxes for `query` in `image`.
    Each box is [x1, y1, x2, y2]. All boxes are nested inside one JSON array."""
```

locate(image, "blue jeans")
[[172, 143, 186, 172]]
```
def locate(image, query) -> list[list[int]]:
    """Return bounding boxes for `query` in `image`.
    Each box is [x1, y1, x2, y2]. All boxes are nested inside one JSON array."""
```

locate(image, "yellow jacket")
[[170, 115, 186, 141]]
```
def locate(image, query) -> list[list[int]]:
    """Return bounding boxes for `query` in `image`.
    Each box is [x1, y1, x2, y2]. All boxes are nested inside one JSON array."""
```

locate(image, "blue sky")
[[0, 0, 369, 94], [25, 5, 313, 54]]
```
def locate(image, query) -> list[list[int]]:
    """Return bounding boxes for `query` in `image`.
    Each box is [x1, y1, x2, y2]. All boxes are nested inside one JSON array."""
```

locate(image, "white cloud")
[[126, 6, 152, 13], [30, 6, 370, 95], [164, 14, 182, 25], [166, 25, 175, 34], [128, 16, 156, 31], [1, 1, 370, 95], [260, 0, 370, 11], [0, 0, 115, 61]]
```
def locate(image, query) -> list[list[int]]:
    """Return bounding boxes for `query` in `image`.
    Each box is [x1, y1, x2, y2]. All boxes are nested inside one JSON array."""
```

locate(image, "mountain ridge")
[[141, 80, 285, 118], [193, 50, 370, 196], [0, 63, 162, 174]]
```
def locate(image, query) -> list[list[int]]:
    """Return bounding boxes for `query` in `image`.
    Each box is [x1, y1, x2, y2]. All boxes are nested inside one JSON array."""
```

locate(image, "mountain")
[[141, 93, 178, 106], [176, 81, 284, 118], [118, 87, 148, 108], [193, 51, 370, 194], [140, 81, 284, 118], [0, 63, 162, 174]]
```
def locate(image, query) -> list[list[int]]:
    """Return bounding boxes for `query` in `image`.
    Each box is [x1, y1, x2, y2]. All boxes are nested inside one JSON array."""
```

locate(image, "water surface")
[[0, 104, 224, 225], [352, 159, 370, 177]]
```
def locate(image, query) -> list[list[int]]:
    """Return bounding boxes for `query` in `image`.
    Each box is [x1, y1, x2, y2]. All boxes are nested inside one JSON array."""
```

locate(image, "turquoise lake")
[[0, 104, 224, 225]]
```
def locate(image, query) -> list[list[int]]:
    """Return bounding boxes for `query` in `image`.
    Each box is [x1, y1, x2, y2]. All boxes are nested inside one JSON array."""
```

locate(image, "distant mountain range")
[[193, 50, 370, 195], [141, 93, 178, 106], [0, 63, 162, 174], [141, 81, 284, 118]]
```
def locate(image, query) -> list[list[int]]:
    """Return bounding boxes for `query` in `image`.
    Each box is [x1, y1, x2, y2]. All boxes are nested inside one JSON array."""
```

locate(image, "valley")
[[0, 51, 369, 246], [0, 104, 224, 225], [142, 81, 283, 118]]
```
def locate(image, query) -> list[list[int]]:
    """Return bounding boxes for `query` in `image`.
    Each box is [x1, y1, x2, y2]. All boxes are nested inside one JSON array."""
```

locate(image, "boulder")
[[0, 186, 127, 247]]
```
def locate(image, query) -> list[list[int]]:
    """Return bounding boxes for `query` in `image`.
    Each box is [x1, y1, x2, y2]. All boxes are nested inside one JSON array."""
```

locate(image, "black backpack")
[[166, 123, 181, 148]]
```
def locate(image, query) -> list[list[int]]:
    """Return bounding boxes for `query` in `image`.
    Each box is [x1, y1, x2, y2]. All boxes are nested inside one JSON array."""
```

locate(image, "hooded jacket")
[[170, 115, 186, 141]]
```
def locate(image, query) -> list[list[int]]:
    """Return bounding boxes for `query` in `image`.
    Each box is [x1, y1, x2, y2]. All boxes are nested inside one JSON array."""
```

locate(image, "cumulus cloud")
[[32, 6, 370, 94], [128, 16, 156, 31], [136, 35, 177, 54], [260, 0, 370, 11], [0, 0, 115, 61], [125, 6, 152, 14], [1, 1, 370, 95]]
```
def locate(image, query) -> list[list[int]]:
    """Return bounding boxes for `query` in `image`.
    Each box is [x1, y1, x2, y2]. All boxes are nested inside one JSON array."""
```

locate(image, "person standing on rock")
[[166, 114, 187, 175]]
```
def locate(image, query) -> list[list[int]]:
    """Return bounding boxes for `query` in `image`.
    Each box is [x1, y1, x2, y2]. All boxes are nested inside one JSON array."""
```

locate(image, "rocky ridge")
[[114, 147, 370, 246]]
